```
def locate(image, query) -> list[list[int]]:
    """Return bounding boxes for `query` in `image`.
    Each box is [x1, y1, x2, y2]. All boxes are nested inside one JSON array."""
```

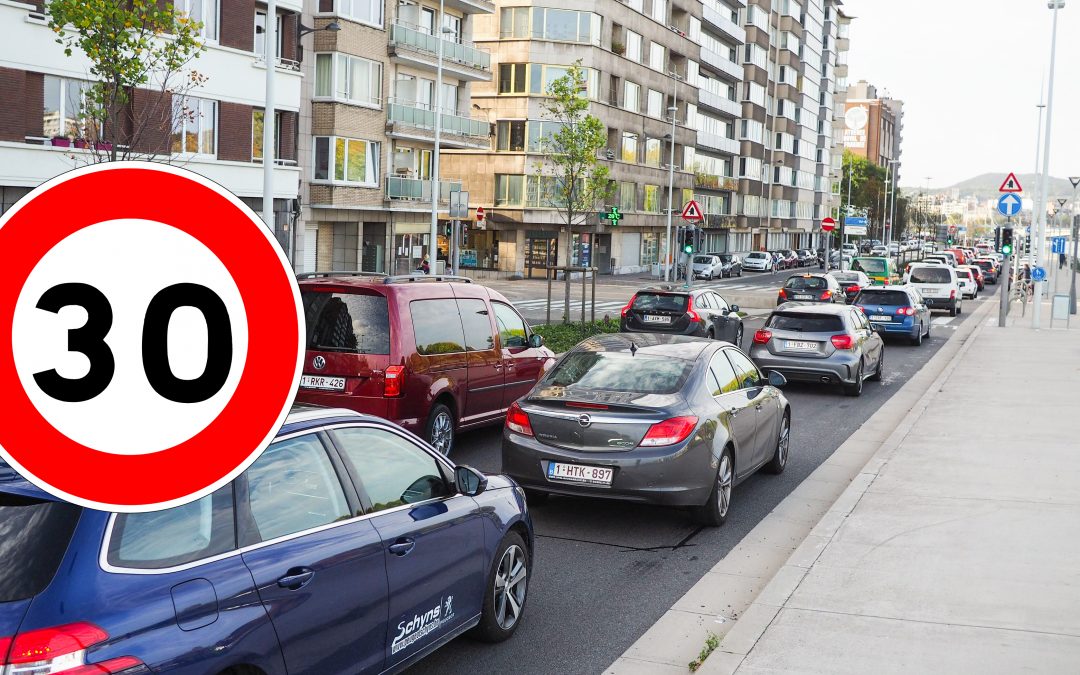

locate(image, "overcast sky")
[[842, 0, 1078, 190]]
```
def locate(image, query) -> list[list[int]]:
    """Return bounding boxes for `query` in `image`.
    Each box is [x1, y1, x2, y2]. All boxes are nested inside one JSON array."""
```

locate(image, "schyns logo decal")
[[391, 595, 455, 654]]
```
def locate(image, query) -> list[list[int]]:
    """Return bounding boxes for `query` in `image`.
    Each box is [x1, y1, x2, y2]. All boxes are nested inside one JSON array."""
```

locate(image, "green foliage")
[[532, 318, 621, 354], [688, 632, 720, 672]]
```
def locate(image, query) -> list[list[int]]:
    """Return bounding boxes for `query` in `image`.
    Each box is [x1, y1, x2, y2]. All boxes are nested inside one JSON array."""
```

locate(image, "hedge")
[[533, 318, 621, 353]]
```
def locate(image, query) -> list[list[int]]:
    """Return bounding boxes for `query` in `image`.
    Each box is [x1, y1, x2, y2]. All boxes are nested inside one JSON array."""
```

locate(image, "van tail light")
[[505, 402, 533, 436], [845, 285, 860, 294], [0, 622, 143, 674], [830, 334, 855, 350], [896, 307, 916, 316], [384, 365, 405, 398], [752, 329, 773, 344], [621, 294, 636, 318], [949, 289, 956, 299], [640, 416, 699, 447], [686, 296, 701, 323], [821, 290, 832, 300]]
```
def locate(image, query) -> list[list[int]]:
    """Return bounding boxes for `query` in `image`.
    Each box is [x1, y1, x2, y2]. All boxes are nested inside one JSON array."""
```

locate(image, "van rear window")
[[303, 292, 390, 354], [0, 493, 81, 601], [910, 267, 952, 284]]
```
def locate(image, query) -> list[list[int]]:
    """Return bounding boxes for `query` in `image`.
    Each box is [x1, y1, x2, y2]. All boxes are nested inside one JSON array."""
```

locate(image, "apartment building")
[[0, 0, 304, 249], [842, 80, 903, 173], [439, 0, 698, 278], [297, 0, 494, 274], [826, 2, 850, 220]]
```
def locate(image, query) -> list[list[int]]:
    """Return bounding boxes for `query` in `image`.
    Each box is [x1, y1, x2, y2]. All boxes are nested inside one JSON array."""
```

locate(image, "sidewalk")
[[698, 298, 1080, 673]]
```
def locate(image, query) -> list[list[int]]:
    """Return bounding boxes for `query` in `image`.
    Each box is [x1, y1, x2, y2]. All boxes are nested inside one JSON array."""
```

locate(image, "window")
[[171, 96, 216, 156], [641, 232, 659, 265], [495, 174, 525, 205], [626, 0, 644, 13], [725, 349, 762, 389], [315, 53, 382, 107], [620, 132, 638, 163], [254, 10, 283, 58], [526, 120, 564, 152], [623, 81, 640, 112], [647, 89, 664, 118], [644, 138, 661, 167], [108, 487, 234, 570], [625, 31, 643, 62], [618, 182, 636, 211], [410, 299, 466, 354], [335, 427, 448, 512], [42, 76, 95, 139], [458, 299, 495, 351], [302, 291, 390, 354], [176, 0, 218, 40], [443, 13, 462, 41], [648, 42, 665, 71], [643, 184, 659, 212], [496, 120, 526, 151], [492, 302, 529, 348], [330, 0, 383, 26], [498, 63, 528, 93], [313, 136, 379, 185], [708, 292, 729, 312], [244, 435, 351, 542], [649, 0, 666, 23], [0, 494, 80, 599], [251, 109, 283, 161], [499, 7, 600, 44]]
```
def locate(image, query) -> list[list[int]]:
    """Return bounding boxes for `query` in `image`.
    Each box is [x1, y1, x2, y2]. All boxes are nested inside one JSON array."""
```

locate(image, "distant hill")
[[903, 173, 1074, 200]]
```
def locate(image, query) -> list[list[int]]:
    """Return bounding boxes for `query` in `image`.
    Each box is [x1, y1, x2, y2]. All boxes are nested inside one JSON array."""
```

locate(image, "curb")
[[695, 297, 998, 674], [604, 297, 998, 675]]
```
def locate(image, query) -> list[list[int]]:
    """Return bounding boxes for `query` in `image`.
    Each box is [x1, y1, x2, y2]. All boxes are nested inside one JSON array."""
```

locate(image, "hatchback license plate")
[[300, 375, 346, 391], [547, 462, 613, 485], [794, 294, 813, 300], [870, 315, 891, 321], [644, 314, 671, 324], [785, 341, 817, 351]]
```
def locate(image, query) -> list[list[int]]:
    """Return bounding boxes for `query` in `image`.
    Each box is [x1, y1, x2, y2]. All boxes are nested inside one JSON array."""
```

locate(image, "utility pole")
[[841, 152, 853, 270], [663, 79, 680, 282], [1070, 176, 1079, 313], [888, 159, 900, 248], [1034, 0, 1063, 328], [428, 0, 448, 274]]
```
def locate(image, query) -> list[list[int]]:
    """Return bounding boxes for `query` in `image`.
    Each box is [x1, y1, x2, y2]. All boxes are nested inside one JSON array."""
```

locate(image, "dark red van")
[[296, 273, 555, 454]]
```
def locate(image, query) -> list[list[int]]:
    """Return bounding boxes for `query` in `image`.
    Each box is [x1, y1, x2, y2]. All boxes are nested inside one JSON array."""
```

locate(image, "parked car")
[[887, 242, 901, 256], [974, 258, 999, 284], [777, 273, 844, 305], [692, 254, 724, 280], [907, 263, 962, 316], [829, 270, 873, 304], [743, 251, 772, 272], [796, 249, 817, 266], [296, 273, 554, 455], [961, 264, 985, 290], [851, 256, 899, 286], [779, 250, 800, 269], [501, 333, 791, 526], [955, 267, 978, 299], [717, 253, 743, 277], [0, 406, 533, 675], [620, 287, 744, 345], [853, 286, 932, 346], [870, 245, 889, 257], [750, 304, 885, 396]]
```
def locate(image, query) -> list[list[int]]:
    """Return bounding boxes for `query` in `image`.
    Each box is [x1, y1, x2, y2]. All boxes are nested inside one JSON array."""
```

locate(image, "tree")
[[838, 150, 889, 240], [47, 0, 206, 162], [536, 63, 614, 323]]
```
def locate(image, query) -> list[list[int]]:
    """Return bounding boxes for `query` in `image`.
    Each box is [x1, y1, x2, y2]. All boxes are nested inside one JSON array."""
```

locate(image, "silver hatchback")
[[749, 303, 885, 396]]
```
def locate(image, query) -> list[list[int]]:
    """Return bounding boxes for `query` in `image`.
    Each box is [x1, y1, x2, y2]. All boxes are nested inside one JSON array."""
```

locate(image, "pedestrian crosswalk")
[[510, 298, 628, 313]]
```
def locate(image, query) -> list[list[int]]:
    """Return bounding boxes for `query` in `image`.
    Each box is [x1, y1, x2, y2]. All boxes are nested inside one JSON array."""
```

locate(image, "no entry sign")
[[0, 163, 304, 512]]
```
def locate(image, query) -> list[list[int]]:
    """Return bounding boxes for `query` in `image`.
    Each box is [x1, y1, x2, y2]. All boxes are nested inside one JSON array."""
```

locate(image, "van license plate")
[[300, 375, 346, 391], [548, 462, 613, 485]]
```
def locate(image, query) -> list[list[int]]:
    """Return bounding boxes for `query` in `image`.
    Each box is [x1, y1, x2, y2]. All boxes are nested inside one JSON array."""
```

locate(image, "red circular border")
[[0, 166, 300, 507]]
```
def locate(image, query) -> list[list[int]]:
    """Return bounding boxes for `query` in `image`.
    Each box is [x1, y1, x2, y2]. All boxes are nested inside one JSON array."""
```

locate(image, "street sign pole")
[[999, 216, 1011, 327], [685, 226, 694, 290]]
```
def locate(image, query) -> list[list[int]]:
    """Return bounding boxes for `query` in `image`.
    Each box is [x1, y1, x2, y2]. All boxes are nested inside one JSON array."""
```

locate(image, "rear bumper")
[[869, 318, 919, 336], [620, 322, 707, 337], [749, 349, 861, 385], [292, 390, 422, 434], [923, 297, 956, 310]]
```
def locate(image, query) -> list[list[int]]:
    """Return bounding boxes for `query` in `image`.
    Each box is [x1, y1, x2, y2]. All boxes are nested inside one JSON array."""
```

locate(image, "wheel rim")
[[777, 417, 789, 467], [430, 412, 453, 454], [717, 454, 733, 517], [494, 544, 527, 630]]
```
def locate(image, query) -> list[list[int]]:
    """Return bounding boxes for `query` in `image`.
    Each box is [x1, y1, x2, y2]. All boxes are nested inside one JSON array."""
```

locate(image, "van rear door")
[[300, 288, 392, 404]]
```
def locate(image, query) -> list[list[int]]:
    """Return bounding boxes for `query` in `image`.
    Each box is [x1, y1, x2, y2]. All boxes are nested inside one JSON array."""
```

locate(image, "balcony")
[[386, 99, 492, 149], [388, 22, 492, 81], [385, 175, 463, 202], [698, 89, 742, 117], [694, 173, 738, 191], [700, 46, 744, 82], [702, 4, 746, 44], [697, 131, 740, 155]]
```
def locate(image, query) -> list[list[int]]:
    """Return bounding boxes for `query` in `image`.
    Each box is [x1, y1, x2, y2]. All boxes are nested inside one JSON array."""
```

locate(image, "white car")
[[907, 263, 962, 316], [691, 254, 723, 280], [743, 251, 772, 271], [922, 243, 937, 253], [888, 242, 901, 255], [870, 245, 889, 256], [841, 243, 858, 257], [955, 267, 978, 299]]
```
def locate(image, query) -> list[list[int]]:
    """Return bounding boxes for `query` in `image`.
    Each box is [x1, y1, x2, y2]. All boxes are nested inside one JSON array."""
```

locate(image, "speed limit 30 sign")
[[0, 162, 304, 512]]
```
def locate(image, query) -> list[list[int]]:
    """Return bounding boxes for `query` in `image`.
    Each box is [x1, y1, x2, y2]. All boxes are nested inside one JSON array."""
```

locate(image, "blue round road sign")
[[1032, 266, 1047, 282], [997, 193, 1022, 217]]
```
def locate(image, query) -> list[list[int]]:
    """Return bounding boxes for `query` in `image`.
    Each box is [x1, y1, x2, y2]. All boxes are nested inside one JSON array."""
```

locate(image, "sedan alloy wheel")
[[494, 544, 528, 630]]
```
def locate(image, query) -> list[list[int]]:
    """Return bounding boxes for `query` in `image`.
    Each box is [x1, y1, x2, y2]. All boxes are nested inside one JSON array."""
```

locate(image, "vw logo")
[[577, 414, 592, 428], [312, 355, 326, 370]]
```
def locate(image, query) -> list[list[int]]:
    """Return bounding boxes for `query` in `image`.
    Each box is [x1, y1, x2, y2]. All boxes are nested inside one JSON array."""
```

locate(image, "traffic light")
[[444, 222, 452, 238], [682, 228, 695, 255], [462, 223, 469, 246], [994, 226, 1001, 251], [1000, 227, 1013, 256]]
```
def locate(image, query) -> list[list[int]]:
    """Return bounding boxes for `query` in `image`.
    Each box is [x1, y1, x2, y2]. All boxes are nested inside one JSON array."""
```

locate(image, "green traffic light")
[[1002, 244, 1013, 255], [683, 245, 693, 254]]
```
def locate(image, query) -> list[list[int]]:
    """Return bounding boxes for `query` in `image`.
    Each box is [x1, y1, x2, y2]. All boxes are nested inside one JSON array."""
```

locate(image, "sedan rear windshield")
[[718, 254, 734, 262], [303, 291, 390, 354], [544, 352, 693, 394], [631, 293, 688, 313], [910, 267, 952, 283], [0, 493, 81, 601], [831, 273, 860, 284], [857, 290, 910, 306], [956, 270, 973, 280], [784, 276, 828, 290], [852, 258, 887, 274], [766, 313, 845, 332]]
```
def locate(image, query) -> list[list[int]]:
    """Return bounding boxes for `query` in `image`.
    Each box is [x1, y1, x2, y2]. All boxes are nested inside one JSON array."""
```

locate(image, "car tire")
[[957, 302, 963, 315], [707, 327, 716, 340], [764, 413, 790, 475], [694, 447, 734, 527], [911, 326, 922, 346], [844, 364, 864, 397], [425, 403, 455, 455], [949, 301, 958, 317], [523, 489, 549, 506], [472, 531, 530, 643], [869, 349, 884, 381], [926, 320, 932, 339], [738, 268, 743, 277]]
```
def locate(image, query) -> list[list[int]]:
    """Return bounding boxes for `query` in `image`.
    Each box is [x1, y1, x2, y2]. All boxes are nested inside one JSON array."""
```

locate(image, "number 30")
[[33, 282, 233, 404]]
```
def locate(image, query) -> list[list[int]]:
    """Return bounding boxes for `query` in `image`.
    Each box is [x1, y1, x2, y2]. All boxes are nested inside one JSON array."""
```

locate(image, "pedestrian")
[[420, 256, 430, 274], [1060, 252, 1067, 269]]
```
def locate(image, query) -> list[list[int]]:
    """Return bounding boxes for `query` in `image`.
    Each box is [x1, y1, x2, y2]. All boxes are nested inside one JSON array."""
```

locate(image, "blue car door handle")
[[277, 567, 315, 590], [389, 538, 416, 556]]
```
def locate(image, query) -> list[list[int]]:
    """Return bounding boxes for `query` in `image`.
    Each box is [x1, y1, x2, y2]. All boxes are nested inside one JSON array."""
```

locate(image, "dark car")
[[796, 249, 816, 266], [853, 286, 932, 346], [749, 303, 885, 396], [501, 334, 791, 526], [777, 273, 843, 305], [716, 253, 743, 278], [0, 406, 533, 675], [621, 287, 744, 346], [296, 273, 554, 455], [974, 258, 999, 284]]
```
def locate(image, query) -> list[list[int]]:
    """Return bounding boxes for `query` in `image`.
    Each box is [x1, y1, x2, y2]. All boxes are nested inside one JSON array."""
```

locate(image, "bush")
[[533, 318, 621, 353]]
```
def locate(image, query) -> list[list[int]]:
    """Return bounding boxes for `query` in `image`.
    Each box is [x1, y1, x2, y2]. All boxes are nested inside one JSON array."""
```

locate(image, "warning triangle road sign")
[[999, 173, 1023, 193], [681, 200, 704, 222]]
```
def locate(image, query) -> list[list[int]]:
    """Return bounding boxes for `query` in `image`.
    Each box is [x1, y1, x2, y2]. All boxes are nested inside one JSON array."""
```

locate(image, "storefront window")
[[458, 229, 499, 269], [641, 232, 659, 266]]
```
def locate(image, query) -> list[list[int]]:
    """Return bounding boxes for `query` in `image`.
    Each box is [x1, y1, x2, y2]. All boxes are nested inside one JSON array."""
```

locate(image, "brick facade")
[[0, 67, 28, 141], [218, 101, 254, 161], [220, 0, 255, 52], [279, 110, 298, 161], [127, 88, 173, 155]]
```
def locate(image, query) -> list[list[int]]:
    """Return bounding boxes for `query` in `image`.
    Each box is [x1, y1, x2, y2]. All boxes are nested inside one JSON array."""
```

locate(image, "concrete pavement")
[[692, 295, 1080, 673]]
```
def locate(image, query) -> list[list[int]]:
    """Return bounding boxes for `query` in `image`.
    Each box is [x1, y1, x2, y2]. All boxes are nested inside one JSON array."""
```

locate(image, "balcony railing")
[[385, 175, 463, 201], [701, 3, 746, 43], [698, 88, 742, 117], [389, 22, 491, 72], [386, 98, 491, 138]]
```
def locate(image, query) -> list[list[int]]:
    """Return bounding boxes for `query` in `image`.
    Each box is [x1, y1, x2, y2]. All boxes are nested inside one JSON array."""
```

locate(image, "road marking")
[[932, 317, 955, 326]]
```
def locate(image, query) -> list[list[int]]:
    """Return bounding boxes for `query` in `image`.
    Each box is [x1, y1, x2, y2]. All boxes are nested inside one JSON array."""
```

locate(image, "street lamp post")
[[887, 159, 900, 248], [428, 0, 452, 275], [1033, 0, 1064, 329], [663, 78, 680, 282], [1069, 176, 1079, 313]]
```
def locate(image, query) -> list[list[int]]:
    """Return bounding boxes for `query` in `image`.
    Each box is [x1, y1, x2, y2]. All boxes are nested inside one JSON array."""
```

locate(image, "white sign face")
[[845, 106, 869, 130], [846, 225, 868, 235]]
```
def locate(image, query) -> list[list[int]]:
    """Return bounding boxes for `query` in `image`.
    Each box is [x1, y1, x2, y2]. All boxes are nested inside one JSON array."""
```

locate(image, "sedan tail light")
[[777, 288, 788, 300], [830, 334, 855, 350], [0, 622, 144, 675], [821, 290, 833, 300], [621, 294, 637, 318], [505, 402, 533, 436], [845, 285, 860, 294], [640, 416, 699, 447], [384, 365, 405, 398], [752, 329, 773, 344], [896, 307, 916, 316]]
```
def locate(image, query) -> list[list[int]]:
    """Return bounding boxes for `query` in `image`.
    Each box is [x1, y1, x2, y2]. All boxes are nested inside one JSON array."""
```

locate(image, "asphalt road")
[[409, 285, 1000, 675]]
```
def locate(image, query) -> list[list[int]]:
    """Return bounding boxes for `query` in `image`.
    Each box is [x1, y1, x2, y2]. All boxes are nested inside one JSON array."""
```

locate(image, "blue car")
[[0, 405, 532, 675], [853, 285, 932, 346]]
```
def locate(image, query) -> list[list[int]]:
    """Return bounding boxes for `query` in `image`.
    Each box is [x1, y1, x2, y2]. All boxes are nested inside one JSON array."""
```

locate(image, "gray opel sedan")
[[501, 334, 790, 526]]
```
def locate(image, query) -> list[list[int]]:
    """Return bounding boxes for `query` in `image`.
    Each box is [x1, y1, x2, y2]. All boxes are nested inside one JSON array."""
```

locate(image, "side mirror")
[[730, 304, 740, 313], [529, 333, 545, 349], [455, 465, 488, 497], [767, 370, 787, 388]]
